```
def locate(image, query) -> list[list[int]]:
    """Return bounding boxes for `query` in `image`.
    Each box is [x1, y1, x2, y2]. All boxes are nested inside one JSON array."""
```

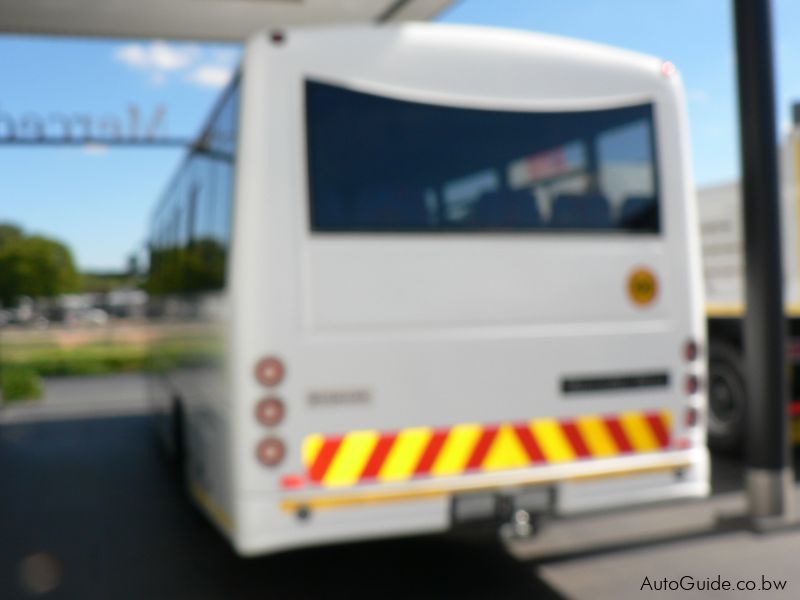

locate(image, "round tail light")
[[256, 438, 285, 466], [686, 374, 700, 395], [684, 340, 699, 362], [685, 406, 699, 428], [255, 357, 285, 387], [255, 397, 285, 427]]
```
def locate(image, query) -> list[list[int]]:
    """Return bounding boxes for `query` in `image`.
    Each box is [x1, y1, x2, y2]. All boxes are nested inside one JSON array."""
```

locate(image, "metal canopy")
[[0, 0, 453, 41]]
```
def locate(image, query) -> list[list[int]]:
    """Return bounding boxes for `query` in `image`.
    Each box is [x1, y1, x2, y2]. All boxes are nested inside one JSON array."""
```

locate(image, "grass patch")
[[2, 327, 223, 379], [4, 340, 221, 376], [1, 367, 44, 402]]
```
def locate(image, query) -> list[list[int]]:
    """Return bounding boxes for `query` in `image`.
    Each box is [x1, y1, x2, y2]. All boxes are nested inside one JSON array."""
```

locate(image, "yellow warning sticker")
[[628, 268, 658, 306]]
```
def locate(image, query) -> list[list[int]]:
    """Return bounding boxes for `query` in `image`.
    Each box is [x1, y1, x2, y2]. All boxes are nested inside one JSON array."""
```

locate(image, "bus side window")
[[147, 75, 241, 296]]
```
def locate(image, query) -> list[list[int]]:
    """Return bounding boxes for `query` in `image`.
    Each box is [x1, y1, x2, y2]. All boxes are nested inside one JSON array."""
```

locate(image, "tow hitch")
[[452, 486, 553, 539]]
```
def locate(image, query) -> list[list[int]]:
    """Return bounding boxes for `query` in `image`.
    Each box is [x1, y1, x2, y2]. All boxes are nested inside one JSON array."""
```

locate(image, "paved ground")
[[0, 381, 798, 599], [0, 373, 148, 423], [0, 374, 148, 423], [517, 483, 800, 598], [0, 415, 565, 600], [535, 526, 797, 599]]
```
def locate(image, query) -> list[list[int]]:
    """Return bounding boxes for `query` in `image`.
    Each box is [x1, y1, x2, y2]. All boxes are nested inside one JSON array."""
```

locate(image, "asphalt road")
[[2, 375, 795, 599], [0, 415, 568, 600]]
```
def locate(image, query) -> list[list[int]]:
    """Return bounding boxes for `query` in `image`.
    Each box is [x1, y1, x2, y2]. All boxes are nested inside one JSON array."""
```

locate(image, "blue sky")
[[0, 37, 240, 271], [1, 0, 799, 270]]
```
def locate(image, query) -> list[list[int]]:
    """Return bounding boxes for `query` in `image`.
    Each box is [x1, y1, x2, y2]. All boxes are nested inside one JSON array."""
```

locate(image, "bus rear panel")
[[164, 24, 708, 556]]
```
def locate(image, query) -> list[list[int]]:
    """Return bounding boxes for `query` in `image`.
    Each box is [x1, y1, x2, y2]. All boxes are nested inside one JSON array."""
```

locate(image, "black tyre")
[[707, 341, 747, 453]]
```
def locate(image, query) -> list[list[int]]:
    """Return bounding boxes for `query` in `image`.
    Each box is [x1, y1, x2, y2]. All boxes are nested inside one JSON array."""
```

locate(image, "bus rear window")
[[306, 80, 660, 234]]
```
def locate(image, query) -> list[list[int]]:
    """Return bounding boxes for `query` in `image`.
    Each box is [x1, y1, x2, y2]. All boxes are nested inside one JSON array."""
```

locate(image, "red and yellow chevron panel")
[[302, 410, 672, 488]]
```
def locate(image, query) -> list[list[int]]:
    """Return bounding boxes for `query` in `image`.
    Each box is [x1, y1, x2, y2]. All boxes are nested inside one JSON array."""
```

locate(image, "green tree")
[[0, 226, 80, 306], [0, 223, 23, 249]]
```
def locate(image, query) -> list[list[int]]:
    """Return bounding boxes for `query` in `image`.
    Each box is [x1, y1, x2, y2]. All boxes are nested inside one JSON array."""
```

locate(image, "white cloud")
[[115, 40, 199, 71], [115, 44, 148, 68], [113, 41, 239, 89], [113, 41, 201, 83], [185, 65, 233, 89]]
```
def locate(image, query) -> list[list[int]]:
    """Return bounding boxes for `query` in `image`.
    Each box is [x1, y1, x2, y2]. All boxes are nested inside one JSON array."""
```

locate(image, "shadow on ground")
[[0, 415, 565, 600]]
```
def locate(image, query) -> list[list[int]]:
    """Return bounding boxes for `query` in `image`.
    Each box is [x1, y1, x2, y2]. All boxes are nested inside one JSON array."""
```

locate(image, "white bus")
[[147, 23, 708, 556]]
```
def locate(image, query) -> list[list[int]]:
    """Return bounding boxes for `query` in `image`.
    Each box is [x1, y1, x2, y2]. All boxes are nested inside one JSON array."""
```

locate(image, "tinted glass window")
[[148, 76, 240, 295], [306, 80, 660, 233]]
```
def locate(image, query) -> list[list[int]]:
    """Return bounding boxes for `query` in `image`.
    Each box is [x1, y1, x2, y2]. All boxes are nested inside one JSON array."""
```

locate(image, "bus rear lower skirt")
[[280, 459, 692, 513]]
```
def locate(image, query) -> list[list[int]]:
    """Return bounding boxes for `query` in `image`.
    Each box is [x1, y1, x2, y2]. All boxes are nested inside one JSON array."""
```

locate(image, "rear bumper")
[[280, 451, 699, 513], [232, 448, 709, 556]]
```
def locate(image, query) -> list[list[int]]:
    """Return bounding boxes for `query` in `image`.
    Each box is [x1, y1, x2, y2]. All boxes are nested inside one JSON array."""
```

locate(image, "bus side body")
[[169, 24, 708, 556], [146, 79, 240, 537]]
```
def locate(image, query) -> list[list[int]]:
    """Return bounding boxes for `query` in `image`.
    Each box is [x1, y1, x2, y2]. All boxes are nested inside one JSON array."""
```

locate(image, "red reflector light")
[[676, 438, 692, 450], [661, 61, 677, 77], [255, 357, 285, 387], [256, 438, 285, 466], [685, 406, 699, 428], [255, 397, 285, 427], [685, 374, 700, 395], [684, 340, 699, 362], [281, 474, 307, 490]]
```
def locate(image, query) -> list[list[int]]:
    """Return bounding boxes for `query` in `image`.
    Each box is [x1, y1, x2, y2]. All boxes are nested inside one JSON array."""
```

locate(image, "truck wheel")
[[707, 342, 747, 453]]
